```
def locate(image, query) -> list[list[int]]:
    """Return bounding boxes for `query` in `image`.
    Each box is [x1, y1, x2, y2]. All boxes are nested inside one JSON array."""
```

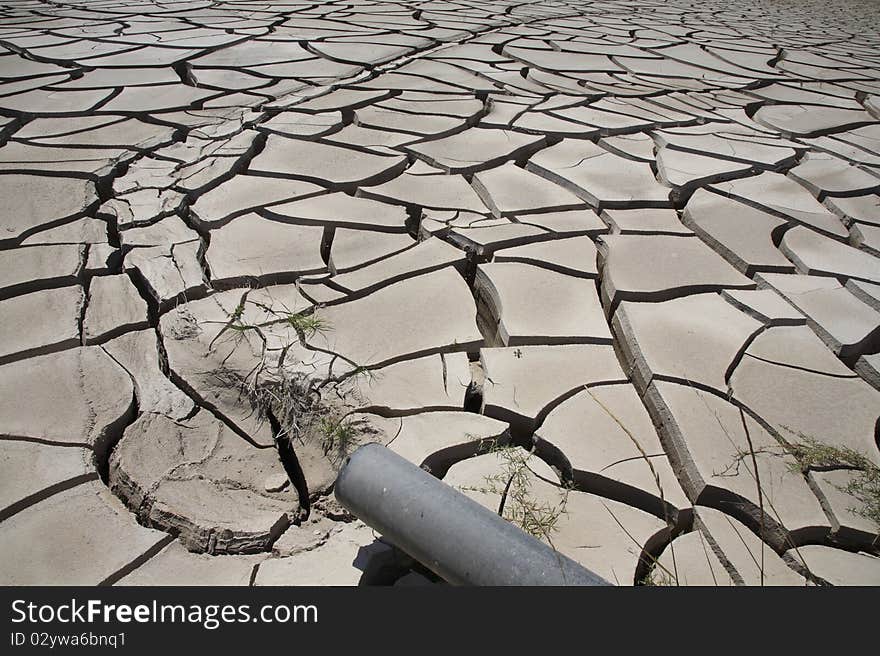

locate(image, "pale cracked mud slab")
[[475, 262, 610, 347], [334, 352, 473, 414], [755, 273, 880, 358], [533, 384, 691, 525], [115, 540, 266, 587], [480, 344, 627, 434], [613, 292, 764, 394], [785, 545, 880, 586], [729, 325, 880, 469], [254, 522, 382, 586], [357, 411, 511, 477], [2, 0, 880, 586], [305, 267, 483, 368], [444, 449, 668, 586], [693, 506, 808, 586], [109, 411, 298, 554], [646, 380, 832, 550], [598, 235, 756, 313], [654, 530, 734, 586], [0, 481, 172, 586], [0, 348, 134, 464]]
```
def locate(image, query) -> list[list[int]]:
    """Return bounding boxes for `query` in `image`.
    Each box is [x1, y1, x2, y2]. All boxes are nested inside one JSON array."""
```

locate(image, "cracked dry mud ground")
[[1, 0, 880, 588]]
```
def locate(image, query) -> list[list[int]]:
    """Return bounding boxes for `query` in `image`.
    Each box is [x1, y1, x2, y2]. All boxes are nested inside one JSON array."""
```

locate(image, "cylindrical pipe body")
[[335, 443, 610, 586]]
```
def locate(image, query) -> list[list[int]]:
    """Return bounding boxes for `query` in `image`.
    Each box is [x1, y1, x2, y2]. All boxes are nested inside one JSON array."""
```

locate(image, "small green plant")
[[461, 442, 571, 544], [643, 566, 676, 586], [209, 301, 331, 353], [785, 435, 880, 526], [317, 414, 361, 466], [285, 313, 331, 339]]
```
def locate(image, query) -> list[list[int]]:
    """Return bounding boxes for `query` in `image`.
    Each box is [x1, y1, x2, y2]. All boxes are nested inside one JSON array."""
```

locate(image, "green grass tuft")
[[785, 435, 880, 527]]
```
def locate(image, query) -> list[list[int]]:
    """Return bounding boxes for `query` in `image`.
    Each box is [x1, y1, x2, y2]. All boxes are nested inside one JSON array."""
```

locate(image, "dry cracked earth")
[[1, 0, 880, 587]]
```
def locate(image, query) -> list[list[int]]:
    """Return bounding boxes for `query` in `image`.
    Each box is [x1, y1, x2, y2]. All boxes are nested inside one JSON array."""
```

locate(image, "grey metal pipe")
[[334, 443, 611, 586]]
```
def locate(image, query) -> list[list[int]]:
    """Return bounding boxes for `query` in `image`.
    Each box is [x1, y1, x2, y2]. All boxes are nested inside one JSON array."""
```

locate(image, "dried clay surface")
[[1, 0, 879, 587]]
